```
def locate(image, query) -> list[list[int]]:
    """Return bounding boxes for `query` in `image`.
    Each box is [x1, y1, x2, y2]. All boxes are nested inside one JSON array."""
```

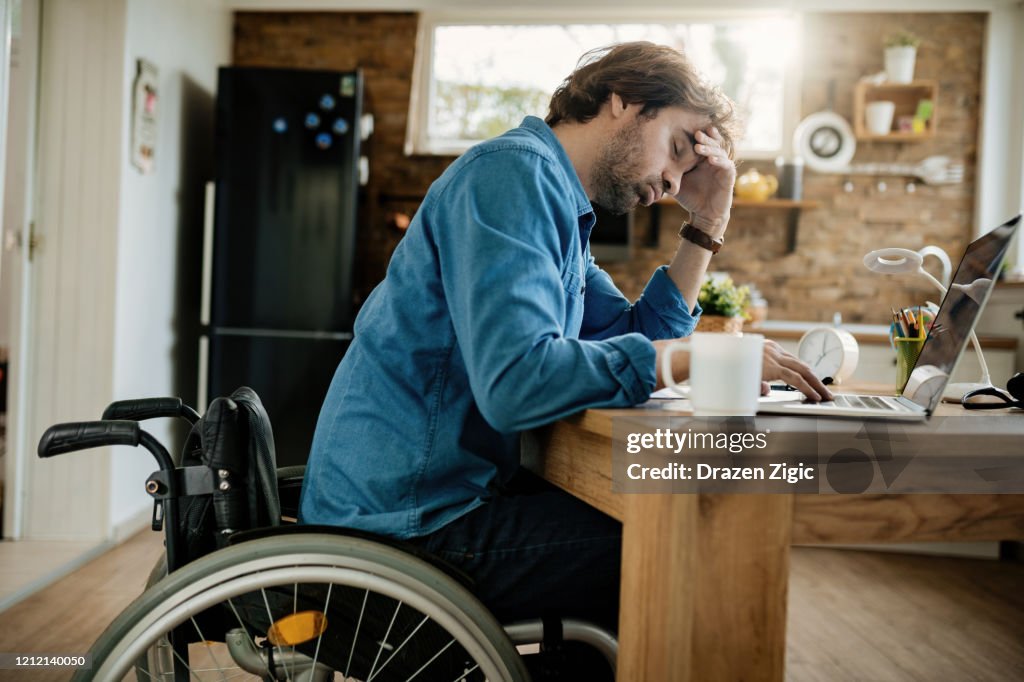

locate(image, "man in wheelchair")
[[299, 41, 828, 679]]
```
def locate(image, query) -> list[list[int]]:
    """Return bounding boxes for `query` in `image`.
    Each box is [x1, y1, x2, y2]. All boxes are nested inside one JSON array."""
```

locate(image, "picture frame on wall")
[[131, 58, 158, 174]]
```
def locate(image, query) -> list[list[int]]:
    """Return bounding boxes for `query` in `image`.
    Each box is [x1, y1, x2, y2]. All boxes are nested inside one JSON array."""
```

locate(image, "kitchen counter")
[[748, 320, 1017, 350], [747, 320, 1018, 386]]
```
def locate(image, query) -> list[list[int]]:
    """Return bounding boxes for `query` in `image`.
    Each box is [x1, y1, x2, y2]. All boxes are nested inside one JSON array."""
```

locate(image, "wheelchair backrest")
[[177, 386, 282, 566]]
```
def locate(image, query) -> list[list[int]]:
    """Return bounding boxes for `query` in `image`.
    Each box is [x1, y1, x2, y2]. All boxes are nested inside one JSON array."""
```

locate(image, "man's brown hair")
[[546, 41, 742, 158]]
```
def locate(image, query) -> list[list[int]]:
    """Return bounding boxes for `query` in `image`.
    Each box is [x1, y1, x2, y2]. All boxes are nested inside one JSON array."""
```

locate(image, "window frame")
[[405, 9, 804, 161]]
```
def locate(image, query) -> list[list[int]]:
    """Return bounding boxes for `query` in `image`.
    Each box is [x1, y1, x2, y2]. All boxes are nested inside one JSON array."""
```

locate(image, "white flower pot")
[[885, 46, 917, 84]]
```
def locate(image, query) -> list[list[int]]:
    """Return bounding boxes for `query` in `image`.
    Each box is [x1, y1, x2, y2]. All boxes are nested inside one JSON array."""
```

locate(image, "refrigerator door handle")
[[200, 180, 215, 327], [197, 335, 209, 414]]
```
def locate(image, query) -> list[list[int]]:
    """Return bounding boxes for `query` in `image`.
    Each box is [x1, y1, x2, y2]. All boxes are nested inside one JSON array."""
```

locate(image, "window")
[[406, 13, 801, 159]]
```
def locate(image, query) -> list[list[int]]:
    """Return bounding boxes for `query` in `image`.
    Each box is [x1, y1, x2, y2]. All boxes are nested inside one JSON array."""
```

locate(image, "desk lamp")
[[863, 245, 993, 401]]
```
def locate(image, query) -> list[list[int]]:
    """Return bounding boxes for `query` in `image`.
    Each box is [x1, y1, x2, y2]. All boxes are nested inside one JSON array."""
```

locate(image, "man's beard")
[[590, 117, 660, 216]]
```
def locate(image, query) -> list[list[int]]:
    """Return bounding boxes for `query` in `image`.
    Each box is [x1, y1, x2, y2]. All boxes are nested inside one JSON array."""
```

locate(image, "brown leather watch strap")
[[679, 222, 724, 254]]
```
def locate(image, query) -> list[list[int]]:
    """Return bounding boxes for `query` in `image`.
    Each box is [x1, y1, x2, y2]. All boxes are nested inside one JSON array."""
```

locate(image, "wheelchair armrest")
[[276, 465, 306, 483], [276, 466, 305, 520]]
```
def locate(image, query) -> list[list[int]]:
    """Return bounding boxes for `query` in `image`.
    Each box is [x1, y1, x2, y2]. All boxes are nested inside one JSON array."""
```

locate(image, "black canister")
[[775, 156, 804, 200]]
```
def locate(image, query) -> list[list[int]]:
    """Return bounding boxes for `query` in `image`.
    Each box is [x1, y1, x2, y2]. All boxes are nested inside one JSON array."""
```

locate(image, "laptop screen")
[[903, 215, 1020, 411]]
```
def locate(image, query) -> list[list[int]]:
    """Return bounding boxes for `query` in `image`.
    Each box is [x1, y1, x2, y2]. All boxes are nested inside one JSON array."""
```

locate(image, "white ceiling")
[[224, 0, 1019, 13]]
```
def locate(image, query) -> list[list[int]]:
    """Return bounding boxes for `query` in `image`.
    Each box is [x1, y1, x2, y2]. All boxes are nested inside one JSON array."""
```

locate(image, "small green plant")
[[885, 31, 921, 49], [698, 276, 751, 319]]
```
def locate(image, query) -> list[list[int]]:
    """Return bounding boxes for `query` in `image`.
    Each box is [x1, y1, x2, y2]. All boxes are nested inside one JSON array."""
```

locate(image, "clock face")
[[798, 329, 845, 380], [809, 126, 843, 158]]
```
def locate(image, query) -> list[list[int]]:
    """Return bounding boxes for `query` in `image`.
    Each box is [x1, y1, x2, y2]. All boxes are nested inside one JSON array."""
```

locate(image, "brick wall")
[[234, 11, 985, 324], [604, 12, 985, 324]]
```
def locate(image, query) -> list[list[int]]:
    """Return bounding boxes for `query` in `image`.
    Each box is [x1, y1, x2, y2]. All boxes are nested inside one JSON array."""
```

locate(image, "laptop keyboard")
[[832, 394, 897, 410]]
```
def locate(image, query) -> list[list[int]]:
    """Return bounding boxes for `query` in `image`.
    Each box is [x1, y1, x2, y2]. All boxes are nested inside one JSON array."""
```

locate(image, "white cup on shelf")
[[865, 101, 896, 135]]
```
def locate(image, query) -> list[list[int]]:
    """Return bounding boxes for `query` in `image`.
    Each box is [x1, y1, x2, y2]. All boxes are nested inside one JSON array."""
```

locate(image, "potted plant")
[[884, 31, 920, 84], [695, 276, 751, 334]]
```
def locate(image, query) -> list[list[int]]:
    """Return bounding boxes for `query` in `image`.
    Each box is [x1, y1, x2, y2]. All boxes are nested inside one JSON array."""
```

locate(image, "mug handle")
[[660, 340, 690, 395]]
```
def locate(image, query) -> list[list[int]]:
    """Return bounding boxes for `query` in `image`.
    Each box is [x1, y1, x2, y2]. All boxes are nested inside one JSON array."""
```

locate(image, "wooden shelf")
[[733, 199, 821, 209], [853, 80, 938, 141], [653, 198, 821, 253], [655, 197, 820, 209], [855, 131, 934, 142]]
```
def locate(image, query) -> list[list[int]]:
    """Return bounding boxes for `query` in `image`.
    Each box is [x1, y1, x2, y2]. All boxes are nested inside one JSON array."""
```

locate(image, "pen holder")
[[894, 337, 926, 393]]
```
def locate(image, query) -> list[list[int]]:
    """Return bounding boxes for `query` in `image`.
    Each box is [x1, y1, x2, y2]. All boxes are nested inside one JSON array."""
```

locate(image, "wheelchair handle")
[[38, 420, 174, 473], [38, 420, 141, 457], [38, 420, 182, 571], [102, 397, 201, 424]]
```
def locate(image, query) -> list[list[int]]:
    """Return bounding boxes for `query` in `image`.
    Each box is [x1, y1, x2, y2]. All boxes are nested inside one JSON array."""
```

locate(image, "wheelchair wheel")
[[77, 533, 530, 681]]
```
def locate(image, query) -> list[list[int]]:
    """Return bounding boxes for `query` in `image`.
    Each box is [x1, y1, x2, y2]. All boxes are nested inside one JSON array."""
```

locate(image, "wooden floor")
[[0, 530, 1021, 681], [0, 538, 107, 608], [0, 531, 164, 682]]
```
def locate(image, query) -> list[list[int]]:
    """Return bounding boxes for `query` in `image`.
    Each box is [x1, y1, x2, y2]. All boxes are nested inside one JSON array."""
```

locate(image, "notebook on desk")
[[756, 214, 1020, 421]]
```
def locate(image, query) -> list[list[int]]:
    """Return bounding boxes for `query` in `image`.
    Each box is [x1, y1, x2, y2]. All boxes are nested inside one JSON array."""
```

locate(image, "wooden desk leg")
[[618, 494, 794, 682]]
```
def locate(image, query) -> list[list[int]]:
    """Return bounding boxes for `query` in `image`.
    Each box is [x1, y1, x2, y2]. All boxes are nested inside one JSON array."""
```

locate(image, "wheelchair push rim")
[[77, 533, 529, 681]]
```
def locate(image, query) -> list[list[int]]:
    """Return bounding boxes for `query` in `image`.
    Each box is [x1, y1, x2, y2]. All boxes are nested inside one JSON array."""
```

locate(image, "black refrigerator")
[[201, 67, 363, 466]]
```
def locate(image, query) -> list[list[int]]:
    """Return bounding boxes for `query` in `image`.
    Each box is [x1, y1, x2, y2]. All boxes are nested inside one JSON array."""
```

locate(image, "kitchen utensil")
[[841, 155, 964, 185]]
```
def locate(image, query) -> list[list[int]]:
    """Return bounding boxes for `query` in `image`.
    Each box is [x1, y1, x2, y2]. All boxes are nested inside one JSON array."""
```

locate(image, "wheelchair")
[[38, 387, 618, 681]]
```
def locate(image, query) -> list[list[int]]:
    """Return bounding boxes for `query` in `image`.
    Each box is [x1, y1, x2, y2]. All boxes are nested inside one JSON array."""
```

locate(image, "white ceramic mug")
[[865, 101, 896, 135], [661, 333, 765, 416]]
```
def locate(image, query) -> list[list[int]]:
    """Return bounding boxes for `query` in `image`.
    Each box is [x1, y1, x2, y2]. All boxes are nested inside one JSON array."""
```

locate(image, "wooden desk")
[[521, 401, 1024, 681]]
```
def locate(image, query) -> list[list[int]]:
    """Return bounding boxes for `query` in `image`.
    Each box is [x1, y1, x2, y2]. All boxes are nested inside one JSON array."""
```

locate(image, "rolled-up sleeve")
[[581, 260, 702, 341]]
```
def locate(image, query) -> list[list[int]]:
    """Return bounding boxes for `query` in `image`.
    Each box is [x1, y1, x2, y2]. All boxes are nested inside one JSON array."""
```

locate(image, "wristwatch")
[[679, 222, 724, 254]]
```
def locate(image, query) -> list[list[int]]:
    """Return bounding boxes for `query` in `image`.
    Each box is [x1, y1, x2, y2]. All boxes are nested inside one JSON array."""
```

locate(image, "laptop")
[[757, 214, 1020, 421]]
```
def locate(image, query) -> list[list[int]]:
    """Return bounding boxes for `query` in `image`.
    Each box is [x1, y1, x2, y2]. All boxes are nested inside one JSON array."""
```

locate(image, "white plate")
[[793, 111, 856, 173]]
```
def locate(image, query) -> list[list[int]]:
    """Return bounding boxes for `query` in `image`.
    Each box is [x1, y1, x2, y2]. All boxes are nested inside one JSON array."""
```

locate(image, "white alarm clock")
[[903, 364, 947, 405], [796, 327, 859, 384]]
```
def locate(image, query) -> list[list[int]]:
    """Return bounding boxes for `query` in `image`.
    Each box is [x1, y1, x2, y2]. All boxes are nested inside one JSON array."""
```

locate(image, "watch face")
[[799, 329, 844, 380]]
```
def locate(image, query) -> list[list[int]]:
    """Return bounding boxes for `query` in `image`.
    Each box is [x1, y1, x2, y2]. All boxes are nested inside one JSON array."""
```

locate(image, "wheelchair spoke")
[[226, 598, 251, 639], [169, 641, 204, 682], [310, 582, 332, 677], [261, 587, 294, 681], [366, 614, 430, 682], [133, 662, 156, 680], [188, 617, 230, 682], [367, 601, 401, 681], [453, 663, 480, 682], [344, 589, 370, 678], [291, 582, 298, 677], [403, 638, 456, 682]]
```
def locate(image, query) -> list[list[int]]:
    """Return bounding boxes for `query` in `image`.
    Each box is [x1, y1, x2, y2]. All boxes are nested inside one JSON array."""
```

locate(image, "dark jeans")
[[407, 468, 622, 634]]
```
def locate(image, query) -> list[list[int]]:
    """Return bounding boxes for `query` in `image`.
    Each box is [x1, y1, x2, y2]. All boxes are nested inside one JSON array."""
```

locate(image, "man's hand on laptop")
[[761, 340, 833, 402]]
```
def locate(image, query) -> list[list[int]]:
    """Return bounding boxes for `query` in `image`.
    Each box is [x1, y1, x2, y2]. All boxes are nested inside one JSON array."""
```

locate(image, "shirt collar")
[[518, 116, 594, 223]]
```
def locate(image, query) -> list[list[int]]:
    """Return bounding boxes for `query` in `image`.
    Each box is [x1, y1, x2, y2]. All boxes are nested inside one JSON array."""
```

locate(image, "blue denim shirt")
[[300, 116, 701, 539]]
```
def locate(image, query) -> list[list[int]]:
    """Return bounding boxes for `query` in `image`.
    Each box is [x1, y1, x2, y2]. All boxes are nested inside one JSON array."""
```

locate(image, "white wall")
[[1, 0, 20, 354], [109, 0, 231, 534], [976, 2, 1024, 260], [22, 0, 126, 540]]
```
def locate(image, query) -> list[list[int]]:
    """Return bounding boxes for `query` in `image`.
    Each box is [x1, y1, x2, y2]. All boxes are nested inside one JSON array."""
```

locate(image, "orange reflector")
[[267, 611, 328, 646]]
